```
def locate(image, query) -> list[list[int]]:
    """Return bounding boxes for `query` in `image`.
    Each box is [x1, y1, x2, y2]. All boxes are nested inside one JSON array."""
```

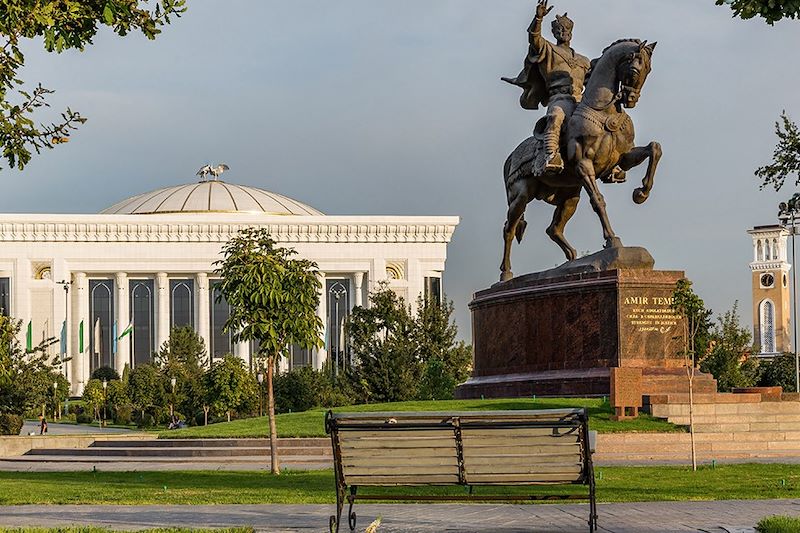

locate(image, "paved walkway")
[[1, 500, 799, 532], [20, 421, 135, 436]]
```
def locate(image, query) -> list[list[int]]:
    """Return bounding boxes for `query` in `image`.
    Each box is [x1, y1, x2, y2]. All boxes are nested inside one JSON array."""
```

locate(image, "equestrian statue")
[[499, 0, 661, 282]]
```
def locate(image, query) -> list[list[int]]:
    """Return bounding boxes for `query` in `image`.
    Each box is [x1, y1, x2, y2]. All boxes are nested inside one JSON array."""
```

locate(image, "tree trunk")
[[268, 353, 280, 474], [688, 366, 697, 472], [227, 411, 231, 423]]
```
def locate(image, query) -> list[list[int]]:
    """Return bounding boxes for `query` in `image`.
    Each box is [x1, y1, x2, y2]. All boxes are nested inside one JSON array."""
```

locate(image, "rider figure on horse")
[[502, 0, 589, 173]]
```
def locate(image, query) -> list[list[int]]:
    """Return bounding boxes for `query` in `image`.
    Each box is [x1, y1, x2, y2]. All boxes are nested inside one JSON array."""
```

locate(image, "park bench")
[[325, 408, 597, 532]]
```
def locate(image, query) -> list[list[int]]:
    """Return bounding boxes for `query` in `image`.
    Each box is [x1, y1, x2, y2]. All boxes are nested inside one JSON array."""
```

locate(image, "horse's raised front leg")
[[500, 192, 528, 282], [546, 190, 581, 262], [575, 159, 621, 249], [618, 141, 662, 204]]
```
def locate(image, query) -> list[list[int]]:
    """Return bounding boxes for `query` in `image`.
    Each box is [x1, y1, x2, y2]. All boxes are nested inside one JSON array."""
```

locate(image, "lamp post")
[[257, 372, 264, 417], [779, 199, 800, 394], [52, 381, 58, 420], [170, 376, 177, 418], [101, 378, 108, 428]]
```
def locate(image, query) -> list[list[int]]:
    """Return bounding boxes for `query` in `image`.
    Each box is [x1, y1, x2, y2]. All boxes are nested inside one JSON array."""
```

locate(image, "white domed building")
[[0, 178, 458, 395]]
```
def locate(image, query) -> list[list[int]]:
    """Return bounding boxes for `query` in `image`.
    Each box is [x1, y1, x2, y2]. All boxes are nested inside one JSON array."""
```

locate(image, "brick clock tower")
[[748, 225, 792, 356]]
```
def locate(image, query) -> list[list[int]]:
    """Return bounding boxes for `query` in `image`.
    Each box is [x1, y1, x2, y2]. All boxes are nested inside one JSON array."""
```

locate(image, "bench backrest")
[[327, 409, 592, 487]]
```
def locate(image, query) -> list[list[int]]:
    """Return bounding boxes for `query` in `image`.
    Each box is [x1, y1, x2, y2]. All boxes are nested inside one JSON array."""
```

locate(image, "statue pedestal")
[[455, 247, 715, 398]]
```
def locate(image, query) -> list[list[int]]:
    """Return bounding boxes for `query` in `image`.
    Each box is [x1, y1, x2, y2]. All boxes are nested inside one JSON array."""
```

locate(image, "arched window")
[[210, 282, 232, 360], [757, 240, 764, 262], [773, 239, 779, 260], [760, 299, 776, 354], [89, 279, 114, 372], [327, 279, 350, 374], [130, 280, 154, 367], [765, 240, 771, 262], [170, 279, 194, 329]]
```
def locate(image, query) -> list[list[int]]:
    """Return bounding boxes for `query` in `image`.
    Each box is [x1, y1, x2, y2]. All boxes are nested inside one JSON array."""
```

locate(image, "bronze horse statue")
[[500, 39, 661, 282]]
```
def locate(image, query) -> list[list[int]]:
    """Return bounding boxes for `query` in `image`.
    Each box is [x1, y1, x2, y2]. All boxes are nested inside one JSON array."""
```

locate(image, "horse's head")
[[616, 40, 656, 108]]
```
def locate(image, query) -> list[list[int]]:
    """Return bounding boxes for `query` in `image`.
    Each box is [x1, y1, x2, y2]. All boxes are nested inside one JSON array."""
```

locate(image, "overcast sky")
[[7, 1, 800, 339]]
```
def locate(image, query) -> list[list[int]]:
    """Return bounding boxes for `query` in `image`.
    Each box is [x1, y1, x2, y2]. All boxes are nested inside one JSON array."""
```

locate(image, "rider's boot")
[[543, 108, 565, 173]]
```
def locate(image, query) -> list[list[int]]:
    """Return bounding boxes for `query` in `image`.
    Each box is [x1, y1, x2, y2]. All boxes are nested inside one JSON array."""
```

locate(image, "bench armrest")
[[588, 430, 597, 454]]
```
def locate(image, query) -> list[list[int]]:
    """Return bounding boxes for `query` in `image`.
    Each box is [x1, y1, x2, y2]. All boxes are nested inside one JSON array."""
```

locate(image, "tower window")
[[760, 299, 776, 354]]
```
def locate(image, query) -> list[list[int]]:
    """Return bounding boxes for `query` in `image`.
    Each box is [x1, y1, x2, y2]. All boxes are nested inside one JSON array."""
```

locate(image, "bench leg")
[[330, 486, 345, 533], [348, 486, 358, 531]]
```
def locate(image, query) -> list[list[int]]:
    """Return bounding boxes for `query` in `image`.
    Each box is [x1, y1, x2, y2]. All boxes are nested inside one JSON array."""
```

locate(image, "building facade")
[[1, 180, 458, 395], [748, 225, 792, 357]]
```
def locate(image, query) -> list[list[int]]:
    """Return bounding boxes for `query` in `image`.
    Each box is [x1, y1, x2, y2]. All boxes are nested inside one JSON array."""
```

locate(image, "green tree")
[[413, 296, 472, 399], [90, 366, 120, 382], [105, 378, 130, 424], [755, 112, 800, 194], [348, 285, 421, 403], [700, 302, 760, 391], [81, 378, 105, 422], [202, 354, 257, 423], [760, 352, 798, 390], [716, 0, 800, 24], [155, 326, 207, 420], [0, 314, 60, 417], [127, 363, 163, 426], [214, 227, 322, 474], [0, 0, 187, 171], [671, 278, 713, 471]]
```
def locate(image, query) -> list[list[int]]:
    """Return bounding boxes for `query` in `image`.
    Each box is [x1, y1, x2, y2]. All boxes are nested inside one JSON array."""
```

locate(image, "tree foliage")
[[671, 279, 713, 364], [215, 227, 322, 474], [0, 0, 186, 170], [700, 302, 759, 391], [127, 363, 163, 424], [755, 112, 800, 193], [202, 354, 256, 422], [348, 285, 472, 403], [0, 314, 61, 416], [759, 352, 798, 391], [716, 0, 800, 24], [155, 326, 207, 417]]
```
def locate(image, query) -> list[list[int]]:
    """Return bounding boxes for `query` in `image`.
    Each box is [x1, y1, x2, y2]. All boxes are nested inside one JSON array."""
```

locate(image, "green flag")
[[25, 321, 32, 353], [118, 321, 133, 339], [79, 320, 84, 353]]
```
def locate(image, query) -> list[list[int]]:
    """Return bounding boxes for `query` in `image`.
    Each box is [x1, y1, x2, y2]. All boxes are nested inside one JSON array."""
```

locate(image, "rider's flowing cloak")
[[502, 46, 549, 111]]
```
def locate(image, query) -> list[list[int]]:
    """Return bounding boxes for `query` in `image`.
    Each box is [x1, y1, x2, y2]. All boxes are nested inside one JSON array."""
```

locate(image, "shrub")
[[76, 412, 92, 424], [113, 405, 133, 425], [756, 515, 800, 533], [759, 353, 798, 391], [274, 366, 324, 413], [0, 413, 23, 435], [90, 366, 120, 382]]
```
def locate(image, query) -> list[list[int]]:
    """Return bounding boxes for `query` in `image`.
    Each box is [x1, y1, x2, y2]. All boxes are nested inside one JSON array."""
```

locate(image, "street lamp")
[[52, 381, 58, 420], [778, 198, 800, 394], [170, 376, 177, 418], [101, 378, 108, 428], [257, 372, 264, 418]]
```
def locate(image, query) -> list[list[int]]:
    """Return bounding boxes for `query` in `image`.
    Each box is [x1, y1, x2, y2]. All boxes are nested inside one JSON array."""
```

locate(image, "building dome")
[[100, 180, 324, 216]]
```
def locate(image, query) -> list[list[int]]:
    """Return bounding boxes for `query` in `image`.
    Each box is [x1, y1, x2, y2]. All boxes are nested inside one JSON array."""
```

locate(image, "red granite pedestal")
[[455, 249, 714, 398]]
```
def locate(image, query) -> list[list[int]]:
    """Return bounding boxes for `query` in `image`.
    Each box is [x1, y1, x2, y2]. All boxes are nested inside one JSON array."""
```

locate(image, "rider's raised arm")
[[528, 0, 552, 55]]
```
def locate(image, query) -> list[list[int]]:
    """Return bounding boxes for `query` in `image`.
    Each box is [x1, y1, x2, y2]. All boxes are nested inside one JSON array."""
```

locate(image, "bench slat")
[[345, 475, 460, 486], [341, 439, 456, 450], [342, 454, 458, 466], [462, 428, 580, 438], [462, 436, 580, 447], [463, 445, 581, 456], [344, 465, 459, 476], [340, 430, 456, 439], [466, 473, 584, 484], [466, 463, 582, 475], [463, 454, 582, 466]]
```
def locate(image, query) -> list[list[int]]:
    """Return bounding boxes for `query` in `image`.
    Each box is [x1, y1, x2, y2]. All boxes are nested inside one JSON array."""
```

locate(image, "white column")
[[315, 272, 327, 370], [234, 339, 249, 366], [72, 272, 88, 395], [114, 272, 129, 374], [353, 272, 364, 308], [156, 272, 170, 351], [196, 272, 210, 358]]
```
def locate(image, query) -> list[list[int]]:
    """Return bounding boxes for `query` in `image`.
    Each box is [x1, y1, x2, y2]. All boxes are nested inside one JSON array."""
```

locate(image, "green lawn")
[[160, 398, 681, 439], [1, 464, 799, 505], [757, 515, 800, 533]]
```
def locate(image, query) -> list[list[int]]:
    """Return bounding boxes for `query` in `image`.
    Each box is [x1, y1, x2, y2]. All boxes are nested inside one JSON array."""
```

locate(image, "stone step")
[[691, 421, 800, 433], [645, 393, 762, 405], [642, 381, 718, 394], [1, 454, 332, 464], [25, 446, 332, 458], [666, 414, 800, 425], [651, 401, 800, 418], [595, 449, 800, 462], [91, 438, 328, 448]]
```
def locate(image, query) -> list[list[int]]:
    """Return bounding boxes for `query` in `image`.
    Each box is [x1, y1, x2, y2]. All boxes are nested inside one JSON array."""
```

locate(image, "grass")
[[756, 516, 800, 533], [160, 398, 682, 439], [0, 529, 252, 533], [1, 464, 799, 505]]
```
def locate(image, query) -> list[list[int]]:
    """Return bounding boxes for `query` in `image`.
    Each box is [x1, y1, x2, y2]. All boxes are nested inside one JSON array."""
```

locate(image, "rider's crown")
[[553, 13, 574, 31]]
